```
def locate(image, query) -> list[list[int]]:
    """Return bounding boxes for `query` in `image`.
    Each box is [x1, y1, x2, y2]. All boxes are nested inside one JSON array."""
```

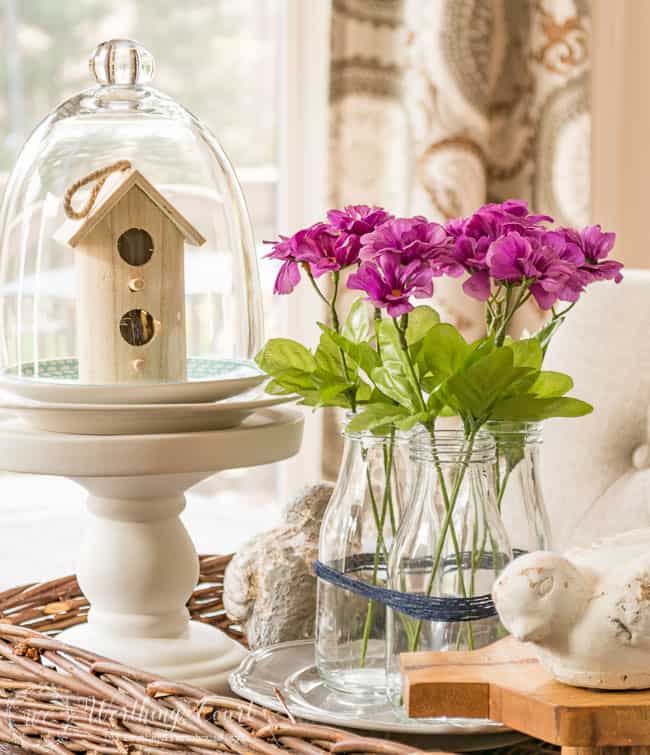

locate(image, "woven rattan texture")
[[0, 555, 244, 645], [0, 556, 558, 754]]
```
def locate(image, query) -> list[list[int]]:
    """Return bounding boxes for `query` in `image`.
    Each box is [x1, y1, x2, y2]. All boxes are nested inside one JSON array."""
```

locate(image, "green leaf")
[[466, 335, 496, 367], [314, 331, 344, 376], [376, 317, 403, 356], [371, 366, 418, 411], [405, 306, 440, 345], [351, 342, 381, 378], [427, 386, 449, 414], [318, 381, 355, 403], [318, 324, 379, 377], [255, 338, 316, 375], [491, 431, 526, 474], [298, 390, 352, 409], [419, 324, 472, 381], [530, 371, 574, 398], [368, 386, 399, 405], [355, 380, 374, 403], [534, 316, 565, 354], [341, 298, 370, 343], [500, 370, 540, 398], [447, 347, 523, 418], [346, 404, 409, 433], [375, 319, 422, 410], [265, 379, 296, 396], [509, 338, 543, 370], [489, 396, 594, 421], [262, 367, 315, 392], [395, 413, 428, 431]]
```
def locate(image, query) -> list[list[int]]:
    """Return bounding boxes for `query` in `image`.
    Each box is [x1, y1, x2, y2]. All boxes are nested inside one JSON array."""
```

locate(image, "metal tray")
[[230, 639, 527, 752]]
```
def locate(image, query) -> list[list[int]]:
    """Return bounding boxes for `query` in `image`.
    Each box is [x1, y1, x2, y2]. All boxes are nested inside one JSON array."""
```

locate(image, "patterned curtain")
[[323, 0, 591, 479]]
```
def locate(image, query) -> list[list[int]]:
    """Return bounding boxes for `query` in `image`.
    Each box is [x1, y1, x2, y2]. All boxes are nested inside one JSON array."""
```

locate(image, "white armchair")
[[543, 270, 650, 547]]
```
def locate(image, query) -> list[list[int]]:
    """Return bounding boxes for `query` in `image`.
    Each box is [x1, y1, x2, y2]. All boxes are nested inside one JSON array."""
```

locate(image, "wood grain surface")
[[76, 185, 187, 383], [402, 637, 650, 753]]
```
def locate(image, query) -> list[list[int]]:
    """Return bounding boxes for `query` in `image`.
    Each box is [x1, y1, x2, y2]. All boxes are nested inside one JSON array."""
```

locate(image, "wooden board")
[[402, 637, 650, 752]]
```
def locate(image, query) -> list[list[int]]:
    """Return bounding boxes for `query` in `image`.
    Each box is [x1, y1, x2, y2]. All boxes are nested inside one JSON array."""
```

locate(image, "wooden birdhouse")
[[57, 165, 206, 384]]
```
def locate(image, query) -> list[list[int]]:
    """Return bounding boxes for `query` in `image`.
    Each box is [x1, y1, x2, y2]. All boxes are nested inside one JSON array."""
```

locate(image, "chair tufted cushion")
[[543, 269, 650, 547]]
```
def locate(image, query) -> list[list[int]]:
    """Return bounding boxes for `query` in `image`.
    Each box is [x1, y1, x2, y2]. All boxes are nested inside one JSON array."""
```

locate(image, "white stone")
[[493, 528, 650, 689], [224, 482, 333, 649]]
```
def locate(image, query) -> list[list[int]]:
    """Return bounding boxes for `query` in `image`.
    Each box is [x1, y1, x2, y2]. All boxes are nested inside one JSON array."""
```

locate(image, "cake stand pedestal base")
[[59, 620, 245, 691], [0, 408, 303, 691]]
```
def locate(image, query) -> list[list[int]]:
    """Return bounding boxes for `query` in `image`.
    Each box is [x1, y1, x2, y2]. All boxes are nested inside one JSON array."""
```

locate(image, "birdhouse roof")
[[58, 168, 206, 248]]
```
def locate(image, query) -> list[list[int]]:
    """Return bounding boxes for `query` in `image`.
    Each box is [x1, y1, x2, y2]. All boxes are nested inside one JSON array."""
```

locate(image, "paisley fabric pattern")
[[323, 0, 591, 479], [406, 0, 590, 227]]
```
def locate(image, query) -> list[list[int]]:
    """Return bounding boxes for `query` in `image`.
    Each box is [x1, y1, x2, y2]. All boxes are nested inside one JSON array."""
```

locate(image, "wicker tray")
[[0, 555, 243, 643], [0, 556, 557, 755]]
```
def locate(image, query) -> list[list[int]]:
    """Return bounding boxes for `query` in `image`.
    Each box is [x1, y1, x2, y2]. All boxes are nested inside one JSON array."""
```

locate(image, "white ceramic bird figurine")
[[223, 482, 333, 649], [493, 528, 650, 689]]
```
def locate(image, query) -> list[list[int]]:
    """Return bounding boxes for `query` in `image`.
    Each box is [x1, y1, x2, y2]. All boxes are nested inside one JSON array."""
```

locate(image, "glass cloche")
[[0, 39, 264, 403]]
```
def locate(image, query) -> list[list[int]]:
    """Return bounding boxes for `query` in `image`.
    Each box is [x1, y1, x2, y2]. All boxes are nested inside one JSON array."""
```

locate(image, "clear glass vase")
[[386, 429, 512, 720], [486, 421, 552, 554], [315, 427, 411, 696]]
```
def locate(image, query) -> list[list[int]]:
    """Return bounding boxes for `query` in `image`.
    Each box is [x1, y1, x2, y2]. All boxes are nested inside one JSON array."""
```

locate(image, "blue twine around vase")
[[313, 551, 522, 623]]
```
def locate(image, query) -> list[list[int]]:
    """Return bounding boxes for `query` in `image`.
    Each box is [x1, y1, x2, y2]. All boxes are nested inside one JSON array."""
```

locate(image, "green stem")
[[363, 451, 390, 564], [307, 268, 357, 412], [495, 286, 532, 346], [305, 267, 331, 308], [374, 308, 383, 360], [410, 430, 478, 652], [383, 430, 397, 535], [553, 301, 576, 318], [392, 315, 477, 650], [397, 315, 427, 414], [330, 271, 341, 332], [495, 464, 513, 514], [359, 435, 395, 667]]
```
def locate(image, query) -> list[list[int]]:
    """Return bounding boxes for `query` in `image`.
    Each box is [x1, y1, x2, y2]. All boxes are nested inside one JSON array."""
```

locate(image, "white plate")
[[230, 640, 524, 751], [0, 357, 266, 404], [0, 392, 295, 435]]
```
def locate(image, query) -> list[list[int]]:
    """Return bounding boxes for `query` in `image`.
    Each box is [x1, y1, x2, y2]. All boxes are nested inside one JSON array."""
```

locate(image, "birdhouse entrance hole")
[[118, 228, 154, 266], [120, 309, 156, 346]]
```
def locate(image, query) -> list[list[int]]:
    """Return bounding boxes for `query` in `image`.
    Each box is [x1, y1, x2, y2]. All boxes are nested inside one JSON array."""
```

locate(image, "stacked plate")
[[0, 357, 291, 435]]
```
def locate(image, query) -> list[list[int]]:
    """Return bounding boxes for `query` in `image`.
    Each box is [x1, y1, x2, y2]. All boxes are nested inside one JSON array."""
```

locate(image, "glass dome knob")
[[89, 39, 155, 86]]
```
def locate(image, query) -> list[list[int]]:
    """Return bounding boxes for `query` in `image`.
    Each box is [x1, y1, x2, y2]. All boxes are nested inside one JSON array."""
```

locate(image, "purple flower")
[[264, 230, 313, 294], [486, 230, 586, 310], [561, 225, 623, 285], [327, 205, 393, 236], [300, 222, 359, 278], [493, 199, 553, 225], [265, 219, 364, 293], [460, 200, 553, 245], [348, 255, 435, 317], [487, 232, 538, 283], [445, 217, 468, 238], [453, 235, 492, 300], [359, 216, 459, 275], [528, 233, 585, 309]]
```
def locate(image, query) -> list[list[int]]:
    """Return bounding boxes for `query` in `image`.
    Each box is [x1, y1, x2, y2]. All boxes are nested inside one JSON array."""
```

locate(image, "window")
[[0, 0, 328, 585]]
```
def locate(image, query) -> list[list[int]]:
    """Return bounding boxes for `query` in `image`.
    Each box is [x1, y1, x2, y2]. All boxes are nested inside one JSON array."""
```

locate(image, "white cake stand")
[[0, 407, 303, 691]]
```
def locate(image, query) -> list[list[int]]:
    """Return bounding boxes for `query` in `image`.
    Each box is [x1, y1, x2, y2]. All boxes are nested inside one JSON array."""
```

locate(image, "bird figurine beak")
[[506, 615, 550, 643]]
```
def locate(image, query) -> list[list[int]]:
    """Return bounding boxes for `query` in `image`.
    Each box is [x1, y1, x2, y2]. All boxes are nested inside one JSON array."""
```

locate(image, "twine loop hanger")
[[63, 160, 132, 220]]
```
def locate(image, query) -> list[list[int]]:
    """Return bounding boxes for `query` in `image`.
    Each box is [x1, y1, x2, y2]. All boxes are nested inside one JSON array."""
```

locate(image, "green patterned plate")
[[0, 358, 266, 405]]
